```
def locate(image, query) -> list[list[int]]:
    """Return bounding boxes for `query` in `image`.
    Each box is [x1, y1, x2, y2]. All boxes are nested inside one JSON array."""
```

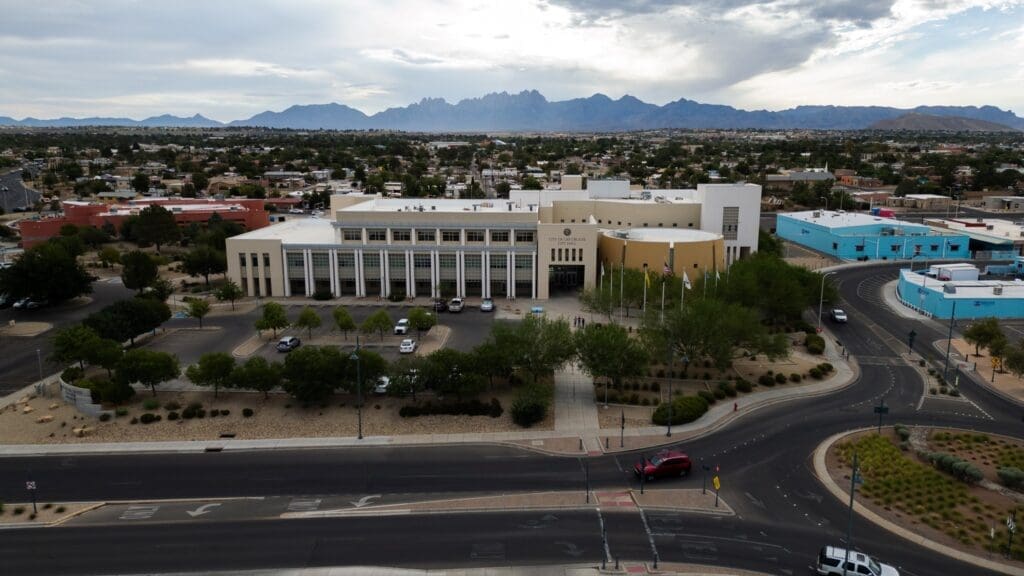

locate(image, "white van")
[[816, 546, 898, 576]]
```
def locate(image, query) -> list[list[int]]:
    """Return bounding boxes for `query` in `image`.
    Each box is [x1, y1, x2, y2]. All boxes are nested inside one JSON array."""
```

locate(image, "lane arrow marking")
[[186, 503, 221, 517], [350, 494, 382, 508]]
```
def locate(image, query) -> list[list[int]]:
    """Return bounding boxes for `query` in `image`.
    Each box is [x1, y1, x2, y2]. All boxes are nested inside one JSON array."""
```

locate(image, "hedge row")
[[511, 384, 553, 428], [652, 395, 709, 426], [925, 451, 984, 484], [399, 398, 503, 418]]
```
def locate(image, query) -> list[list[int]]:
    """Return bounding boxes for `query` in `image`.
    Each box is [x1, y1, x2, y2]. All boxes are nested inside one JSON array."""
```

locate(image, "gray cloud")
[[545, 0, 896, 25]]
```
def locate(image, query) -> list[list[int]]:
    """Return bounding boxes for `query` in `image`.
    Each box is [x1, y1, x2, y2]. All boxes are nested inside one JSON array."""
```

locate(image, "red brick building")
[[19, 198, 270, 248]]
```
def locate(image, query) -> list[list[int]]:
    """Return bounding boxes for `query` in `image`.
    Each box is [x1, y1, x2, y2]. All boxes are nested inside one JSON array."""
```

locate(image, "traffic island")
[[814, 427, 1024, 576], [0, 501, 101, 527]]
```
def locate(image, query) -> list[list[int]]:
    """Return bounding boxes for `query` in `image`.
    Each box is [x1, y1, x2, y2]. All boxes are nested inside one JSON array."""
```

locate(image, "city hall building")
[[225, 182, 762, 301]]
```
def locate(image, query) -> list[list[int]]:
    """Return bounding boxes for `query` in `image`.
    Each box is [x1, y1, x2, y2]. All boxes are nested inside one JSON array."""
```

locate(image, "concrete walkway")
[[120, 564, 771, 576], [553, 363, 599, 433]]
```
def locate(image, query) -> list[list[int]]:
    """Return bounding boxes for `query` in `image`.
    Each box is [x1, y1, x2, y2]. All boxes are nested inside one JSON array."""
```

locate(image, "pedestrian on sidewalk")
[[733, 402, 738, 412]]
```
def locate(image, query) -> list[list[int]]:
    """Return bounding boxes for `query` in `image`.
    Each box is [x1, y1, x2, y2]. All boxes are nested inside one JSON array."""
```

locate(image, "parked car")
[[816, 546, 898, 576], [448, 298, 464, 312], [0, 293, 12, 309], [288, 208, 304, 214], [373, 376, 391, 395], [13, 297, 47, 310], [399, 339, 417, 354], [276, 336, 301, 352], [633, 449, 692, 480], [394, 318, 410, 335], [480, 298, 494, 312], [432, 299, 448, 313], [830, 308, 848, 323]]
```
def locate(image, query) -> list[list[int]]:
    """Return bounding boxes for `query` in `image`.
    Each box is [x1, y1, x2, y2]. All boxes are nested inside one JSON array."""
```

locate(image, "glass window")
[[414, 254, 432, 268], [343, 229, 362, 241], [466, 230, 485, 243], [287, 252, 304, 267], [251, 254, 258, 267], [417, 230, 436, 242], [950, 244, 960, 251], [891, 244, 899, 252], [239, 254, 246, 268], [930, 244, 938, 251], [551, 248, 556, 261], [490, 230, 509, 243], [515, 230, 534, 243], [337, 253, 355, 267], [439, 254, 456, 268], [515, 255, 532, 269], [855, 245, 864, 252], [391, 229, 411, 242], [367, 229, 386, 242], [263, 253, 270, 267], [363, 253, 380, 267], [442, 230, 461, 242], [312, 253, 329, 267]]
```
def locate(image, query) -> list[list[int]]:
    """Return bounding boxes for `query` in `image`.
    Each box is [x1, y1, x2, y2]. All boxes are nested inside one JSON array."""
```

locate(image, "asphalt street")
[[0, 169, 40, 213], [0, 262, 1020, 575]]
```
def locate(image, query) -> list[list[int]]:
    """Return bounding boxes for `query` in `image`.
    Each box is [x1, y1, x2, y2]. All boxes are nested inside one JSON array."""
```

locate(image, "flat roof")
[[339, 198, 538, 214], [924, 218, 1024, 245], [905, 194, 950, 200], [780, 210, 927, 230], [231, 217, 334, 244], [903, 270, 1024, 299], [604, 228, 721, 243]]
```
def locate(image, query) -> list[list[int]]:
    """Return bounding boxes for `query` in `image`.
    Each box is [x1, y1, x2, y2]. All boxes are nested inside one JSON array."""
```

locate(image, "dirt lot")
[[0, 386, 552, 444]]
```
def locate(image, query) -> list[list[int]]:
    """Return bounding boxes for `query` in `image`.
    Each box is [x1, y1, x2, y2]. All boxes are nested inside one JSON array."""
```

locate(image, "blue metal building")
[[776, 210, 971, 261], [896, 269, 1024, 319]]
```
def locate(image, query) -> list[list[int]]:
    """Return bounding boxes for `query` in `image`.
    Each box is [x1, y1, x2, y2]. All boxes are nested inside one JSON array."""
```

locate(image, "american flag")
[[663, 262, 671, 274]]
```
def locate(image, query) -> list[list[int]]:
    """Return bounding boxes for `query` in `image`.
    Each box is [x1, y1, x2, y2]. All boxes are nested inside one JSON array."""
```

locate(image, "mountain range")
[[2, 91, 1022, 132], [868, 112, 1018, 132]]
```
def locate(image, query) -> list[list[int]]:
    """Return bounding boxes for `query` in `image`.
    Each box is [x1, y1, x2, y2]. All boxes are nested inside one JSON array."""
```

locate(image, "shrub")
[[717, 382, 737, 397], [61, 366, 84, 383], [55, 506, 65, 513], [758, 373, 775, 387], [606, 391, 620, 404], [187, 401, 203, 411], [220, 409, 230, 416], [629, 393, 640, 405], [167, 411, 179, 421], [196, 409, 206, 418], [242, 408, 254, 418], [998, 467, 1024, 489], [14, 506, 24, 515], [139, 412, 161, 424], [808, 367, 823, 380], [930, 387, 937, 395], [790, 373, 802, 383], [928, 451, 984, 484], [735, 379, 752, 393], [919, 359, 926, 367], [164, 401, 181, 411], [656, 369, 665, 378], [143, 399, 160, 411], [210, 409, 220, 417], [950, 389, 960, 397], [641, 398, 650, 406], [129, 417, 138, 424], [115, 407, 128, 417], [652, 395, 709, 426], [98, 413, 111, 422], [804, 333, 825, 355], [650, 382, 660, 393], [712, 388, 726, 400], [697, 390, 716, 404], [511, 385, 552, 428], [818, 363, 834, 374], [182, 408, 196, 419], [702, 372, 711, 381], [774, 373, 786, 384], [894, 424, 911, 441], [400, 398, 505, 418]]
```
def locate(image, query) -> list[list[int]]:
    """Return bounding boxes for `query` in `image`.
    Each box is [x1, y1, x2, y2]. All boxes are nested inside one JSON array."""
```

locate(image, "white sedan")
[[399, 339, 417, 354]]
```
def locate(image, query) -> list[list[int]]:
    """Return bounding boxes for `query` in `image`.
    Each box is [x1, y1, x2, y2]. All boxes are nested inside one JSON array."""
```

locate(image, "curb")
[[812, 428, 1024, 576], [0, 501, 106, 530]]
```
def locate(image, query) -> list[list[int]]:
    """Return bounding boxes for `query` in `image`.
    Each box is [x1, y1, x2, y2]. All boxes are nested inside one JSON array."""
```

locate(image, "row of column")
[[282, 249, 538, 300]]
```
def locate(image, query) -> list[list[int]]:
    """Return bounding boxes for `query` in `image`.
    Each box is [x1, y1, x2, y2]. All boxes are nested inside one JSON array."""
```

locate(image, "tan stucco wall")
[[597, 233, 725, 279], [536, 222, 598, 299], [543, 200, 701, 230], [226, 237, 285, 297]]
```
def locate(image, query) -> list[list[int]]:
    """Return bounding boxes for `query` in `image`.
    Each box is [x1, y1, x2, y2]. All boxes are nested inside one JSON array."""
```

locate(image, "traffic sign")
[[713, 476, 721, 491], [25, 481, 36, 491], [1008, 516, 1017, 533]]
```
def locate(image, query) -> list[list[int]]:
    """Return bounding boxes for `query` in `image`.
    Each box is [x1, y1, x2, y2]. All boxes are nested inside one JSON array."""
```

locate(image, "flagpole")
[[660, 279, 665, 323], [642, 266, 648, 313], [703, 271, 707, 299], [681, 276, 685, 309]]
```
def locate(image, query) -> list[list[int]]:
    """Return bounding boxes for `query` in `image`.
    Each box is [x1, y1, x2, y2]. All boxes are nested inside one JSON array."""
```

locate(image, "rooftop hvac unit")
[[431, 206, 436, 210], [994, 286, 1003, 295], [812, 211, 821, 218], [987, 225, 995, 230], [943, 284, 957, 294]]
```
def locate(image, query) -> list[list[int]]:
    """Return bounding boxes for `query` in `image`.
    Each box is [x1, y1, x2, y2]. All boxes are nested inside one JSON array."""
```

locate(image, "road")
[[0, 168, 42, 213], [0, 262, 1020, 575]]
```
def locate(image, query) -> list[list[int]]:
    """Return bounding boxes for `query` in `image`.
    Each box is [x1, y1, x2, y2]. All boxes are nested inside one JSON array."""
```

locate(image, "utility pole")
[[844, 453, 860, 571], [943, 301, 958, 382], [348, 335, 363, 440]]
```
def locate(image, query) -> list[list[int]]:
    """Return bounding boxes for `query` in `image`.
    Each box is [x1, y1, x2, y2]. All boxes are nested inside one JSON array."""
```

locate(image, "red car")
[[633, 450, 692, 480]]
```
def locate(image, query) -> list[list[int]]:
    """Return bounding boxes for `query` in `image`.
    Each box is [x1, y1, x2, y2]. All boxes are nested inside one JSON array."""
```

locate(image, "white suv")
[[816, 546, 898, 576], [394, 318, 410, 335]]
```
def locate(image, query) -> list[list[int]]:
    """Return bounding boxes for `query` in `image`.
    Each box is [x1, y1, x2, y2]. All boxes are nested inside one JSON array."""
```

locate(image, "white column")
[[482, 251, 490, 299], [282, 250, 291, 297], [329, 249, 339, 297], [507, 251, 514, 299], [430, 251, 439, 298], [531, 252, 537, 299], [406, 250, 414, 298], [355, 249, 364, 297], [382, 250, 390, 298], [303, 250, 314, 296]]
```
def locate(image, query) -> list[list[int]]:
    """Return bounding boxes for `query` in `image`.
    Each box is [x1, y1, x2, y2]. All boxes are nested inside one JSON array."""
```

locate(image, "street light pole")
[[844, 452, 860, 573], [943, 301, 958, 383], [817, 271, 835, 332], [349, 337, 363, 440], [36, 349, 42, 381]]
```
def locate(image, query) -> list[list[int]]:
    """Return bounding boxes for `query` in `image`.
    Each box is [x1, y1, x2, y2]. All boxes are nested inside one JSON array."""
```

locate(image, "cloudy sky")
[[1, 0, 1022, 121]]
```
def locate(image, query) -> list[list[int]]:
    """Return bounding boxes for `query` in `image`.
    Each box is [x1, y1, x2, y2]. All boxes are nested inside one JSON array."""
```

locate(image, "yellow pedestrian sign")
[[713, 476, 720, 491]]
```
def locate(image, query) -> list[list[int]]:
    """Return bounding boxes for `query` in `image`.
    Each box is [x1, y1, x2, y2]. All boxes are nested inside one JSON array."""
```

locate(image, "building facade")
[[896, 268, 1024, 319], [225, 183, 761, 301], [776, 210, 971, 261]]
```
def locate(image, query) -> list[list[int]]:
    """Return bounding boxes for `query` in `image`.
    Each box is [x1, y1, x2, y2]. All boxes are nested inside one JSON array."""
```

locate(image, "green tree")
[[344, 348, 389, 395], [282, 346, 345, 403], [135, 205, 180, 251], [255, 302, 289, 337], [420, 348, 485, 400], [574, 323, 648, 392], [182, 245, 227, 288], [187, 299, 211, 329], [0, 242, 93, 303], [964, 317, 1001, 357], [579, 286, 616, 322], [146, 277, 175, 302], [758, 229, 784, 257], [1004, 343, 1024, 380], [494, 181, 511, 198], [469, 340, 515, 389], [185, 352, 236, 398], [87, 338, 123, 378], [116, 349, 180, 397], [407, 307, 436, 338], [389, 356, 424, 400], [98, 246, 121, 267], [332, 305, 356, 340], [522, 175, 543, 190], [131, 173, 150, 193], [83, 297, 171, 345], [120, 250, 158, 292], [361, 309, 392, 342], [215, 279, 243, 311], [231, 356, 283, 399], [493, 315, 574, 383], [51, 325, 101, 369], [294, 306, 322, 339]]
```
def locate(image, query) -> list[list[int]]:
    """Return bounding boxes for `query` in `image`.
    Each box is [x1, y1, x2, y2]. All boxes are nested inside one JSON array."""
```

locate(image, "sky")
[[0, 0, 1022, 122]]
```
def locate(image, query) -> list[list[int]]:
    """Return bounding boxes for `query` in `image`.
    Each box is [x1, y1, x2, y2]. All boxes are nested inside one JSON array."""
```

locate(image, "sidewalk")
[[117, 564, 771, 576], [553, 363, 599, 434]]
